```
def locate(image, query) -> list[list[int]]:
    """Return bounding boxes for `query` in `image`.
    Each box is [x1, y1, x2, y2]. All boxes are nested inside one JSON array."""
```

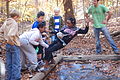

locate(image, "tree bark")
[[6, 1, 10, 18], [0, 0, 4, 14], [64, 0, 74, 23], [111, 31, 120, 37], [116, 0, 119, 22], [57, 0, 58, 6]]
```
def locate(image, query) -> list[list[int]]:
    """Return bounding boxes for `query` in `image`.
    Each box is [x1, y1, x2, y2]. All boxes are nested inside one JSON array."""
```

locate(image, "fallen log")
[[63, 55, 120, 61], [111, 31, 120, 37], [30, 54, 63, 80]]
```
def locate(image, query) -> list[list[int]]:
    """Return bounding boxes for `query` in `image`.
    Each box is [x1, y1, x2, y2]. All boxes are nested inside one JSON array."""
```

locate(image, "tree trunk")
[[6, 1, 10, 18], [116, 0, 119, 22], [111, 31, 120, 37], [57, 0, 58, 6], [64, 0, 74, 23], [0, 0, 4, 14]]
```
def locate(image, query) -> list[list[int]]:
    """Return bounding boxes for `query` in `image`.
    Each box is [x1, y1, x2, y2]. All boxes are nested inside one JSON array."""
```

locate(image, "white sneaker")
[[39, 67, 49, 72]]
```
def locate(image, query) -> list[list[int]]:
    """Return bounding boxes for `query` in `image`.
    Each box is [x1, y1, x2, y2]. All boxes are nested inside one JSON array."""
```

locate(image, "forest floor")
[[0, 17, 120, 80], [21, 18, 120, 80]]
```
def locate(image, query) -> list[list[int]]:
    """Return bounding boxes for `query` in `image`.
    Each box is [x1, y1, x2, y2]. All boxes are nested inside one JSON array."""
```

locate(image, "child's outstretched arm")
[[76, 18, 89, 34]]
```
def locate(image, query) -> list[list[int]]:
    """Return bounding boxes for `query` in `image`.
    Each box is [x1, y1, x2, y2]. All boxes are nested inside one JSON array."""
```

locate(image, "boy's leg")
[[37, 54, 42, 61], [5, 44, 12, 80], [41, 41, 63, 71], [37, 45, 43, 60], [44, 41, 63, 62], [20, 39, 38, 71], [20, 48, 27, 70], [93, 28, 102, 54], [11, 45, 21, 80], [101, 27, 119, 53], [21, 45, 38, 71]]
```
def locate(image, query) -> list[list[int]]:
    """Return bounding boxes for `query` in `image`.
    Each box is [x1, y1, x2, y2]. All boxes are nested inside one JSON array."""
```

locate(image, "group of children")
[[19, 10, 89, 72], [0, 0, 120, 79], [0, 8, 89, 80]]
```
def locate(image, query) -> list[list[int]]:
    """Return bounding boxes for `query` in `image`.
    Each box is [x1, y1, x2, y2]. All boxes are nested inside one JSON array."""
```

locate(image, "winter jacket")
[[49, 16, 64, 32], [19, 28, 49, 48], [0, 18, 20, 46]]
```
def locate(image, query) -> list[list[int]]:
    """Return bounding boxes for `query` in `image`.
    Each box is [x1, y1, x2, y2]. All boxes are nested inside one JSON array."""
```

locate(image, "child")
[[49, 7, 64, 43], [32, 11, 45, 29], [41, 17, 89, 71], [0, 10, 21, 80], [32, 11, 49, 62], [85, 0, 119, 54], [19, 21, 49, 71]]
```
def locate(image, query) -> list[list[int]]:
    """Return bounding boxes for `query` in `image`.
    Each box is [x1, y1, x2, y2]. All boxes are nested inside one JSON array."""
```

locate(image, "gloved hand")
[[57, 32, 64, 39]]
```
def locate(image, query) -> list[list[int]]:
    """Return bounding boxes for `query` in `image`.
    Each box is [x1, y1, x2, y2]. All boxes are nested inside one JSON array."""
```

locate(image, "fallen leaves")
[[47, 60, 120, 80]]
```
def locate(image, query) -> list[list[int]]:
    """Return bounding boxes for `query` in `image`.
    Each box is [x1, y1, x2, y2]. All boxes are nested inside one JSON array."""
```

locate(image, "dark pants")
[[33, 45, 44, 59], [33, 45, 43, 54], [44, 41, 64, 61]]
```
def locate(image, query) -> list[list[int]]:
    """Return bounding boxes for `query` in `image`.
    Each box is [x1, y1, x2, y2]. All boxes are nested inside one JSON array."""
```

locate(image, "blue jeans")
[[5, 44, 21, 80], [94, 27, 119, 54]]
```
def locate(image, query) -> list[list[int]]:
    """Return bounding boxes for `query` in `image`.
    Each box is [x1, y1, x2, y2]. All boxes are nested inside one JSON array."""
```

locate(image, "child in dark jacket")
[[41, 17, 89, 71]]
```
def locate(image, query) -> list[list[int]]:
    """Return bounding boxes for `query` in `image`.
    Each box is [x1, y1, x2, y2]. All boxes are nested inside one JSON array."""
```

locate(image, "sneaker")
[[29, 71, 33, 78], [29, 74, 33, 78], [38, 60, 45, 66], [35, 67, 41, 72], [39, 67, 49, 72]]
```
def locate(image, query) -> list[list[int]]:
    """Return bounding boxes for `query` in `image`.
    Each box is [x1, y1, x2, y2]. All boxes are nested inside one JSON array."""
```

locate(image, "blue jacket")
[[32, 21, 39, 29]]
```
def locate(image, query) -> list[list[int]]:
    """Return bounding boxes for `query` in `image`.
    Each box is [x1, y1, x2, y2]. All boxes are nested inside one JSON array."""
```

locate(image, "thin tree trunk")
[[111, 31, 120, 37], [116, 0, 119, 22], [6, 1, 10, 18], [1, 0, 4, 14], [64, 0, 74, 23], [57, 0, 58, 6], [83, 0, 85, 26]]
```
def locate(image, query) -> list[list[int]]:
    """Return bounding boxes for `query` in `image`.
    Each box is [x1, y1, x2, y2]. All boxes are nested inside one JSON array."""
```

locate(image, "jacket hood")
[[5, 18, 16, 25]]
